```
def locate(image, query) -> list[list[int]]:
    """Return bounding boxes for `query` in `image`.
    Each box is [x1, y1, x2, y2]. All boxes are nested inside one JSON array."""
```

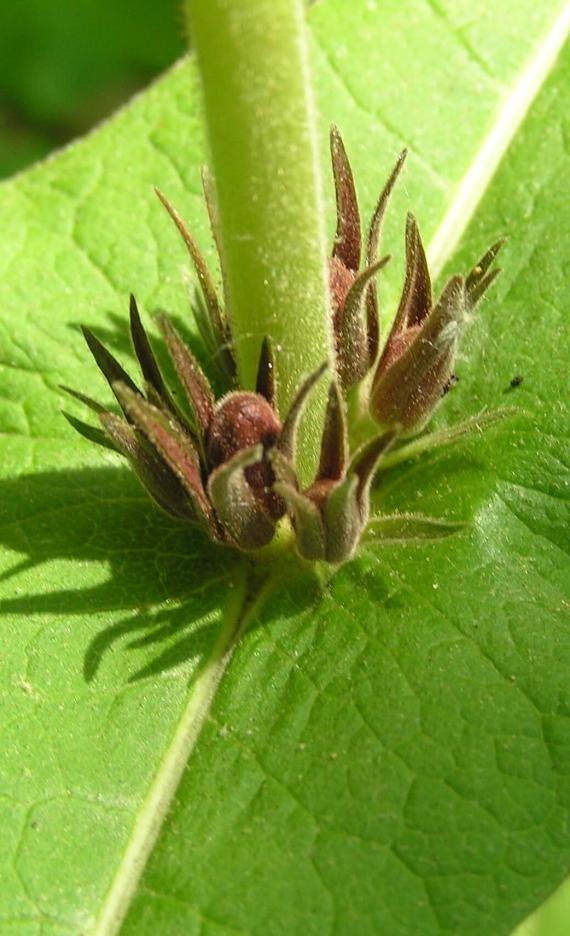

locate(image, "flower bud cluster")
[[327, 127, 503, 434], [64, 128, 502, 564]]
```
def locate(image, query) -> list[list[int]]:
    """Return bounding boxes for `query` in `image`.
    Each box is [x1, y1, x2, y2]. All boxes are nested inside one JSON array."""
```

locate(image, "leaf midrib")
[[90, 562, 275, 936], [427, 1, 570, 276]]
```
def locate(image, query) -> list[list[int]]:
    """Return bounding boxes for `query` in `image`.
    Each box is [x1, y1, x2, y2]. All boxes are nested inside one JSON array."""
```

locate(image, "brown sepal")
[[365, 149, 407, 362], [113, 382, 217, 534], [316, 380, 348, 483], [81, 325, 140, 419], [335, 256, 391, 388], [157, 313, 215, 437], [129, 295, 179, 416], [330, 124, 361, 272], [277, 362, 328, 462]]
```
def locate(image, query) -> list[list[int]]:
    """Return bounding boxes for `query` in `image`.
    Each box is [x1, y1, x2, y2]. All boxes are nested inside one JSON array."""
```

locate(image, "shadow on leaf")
[[0, 463, 239, 682], [0, 411, 511, 685]]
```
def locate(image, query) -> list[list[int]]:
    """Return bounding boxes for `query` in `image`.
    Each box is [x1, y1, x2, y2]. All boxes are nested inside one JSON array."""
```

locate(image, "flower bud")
[[371, 276, 465, 433], [206, 392, 281, 467], [207, 392, 282, 517]]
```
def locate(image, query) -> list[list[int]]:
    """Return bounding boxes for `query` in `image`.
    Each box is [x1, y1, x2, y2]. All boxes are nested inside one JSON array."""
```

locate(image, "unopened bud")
[[371, 277, 465, 434], [207, 391, 282, 516]]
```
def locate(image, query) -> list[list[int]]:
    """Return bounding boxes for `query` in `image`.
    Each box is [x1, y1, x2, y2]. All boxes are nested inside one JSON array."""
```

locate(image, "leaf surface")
[[0, 2, 568, 933]]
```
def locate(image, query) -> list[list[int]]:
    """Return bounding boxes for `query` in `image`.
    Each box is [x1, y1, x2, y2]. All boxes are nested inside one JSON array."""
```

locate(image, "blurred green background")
[[0, 0, 184, 179]]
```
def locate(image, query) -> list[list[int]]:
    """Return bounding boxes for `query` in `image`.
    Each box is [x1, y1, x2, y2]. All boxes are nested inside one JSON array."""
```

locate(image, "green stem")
[[185, 0, 333, 481]]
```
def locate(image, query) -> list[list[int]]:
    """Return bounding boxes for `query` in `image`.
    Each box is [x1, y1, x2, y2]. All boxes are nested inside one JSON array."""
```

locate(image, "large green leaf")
[[0, 1, 568, 933]]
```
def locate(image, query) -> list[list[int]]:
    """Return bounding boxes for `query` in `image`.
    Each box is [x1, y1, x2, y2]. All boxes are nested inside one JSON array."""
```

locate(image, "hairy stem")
[[185, 0, 333, 481]]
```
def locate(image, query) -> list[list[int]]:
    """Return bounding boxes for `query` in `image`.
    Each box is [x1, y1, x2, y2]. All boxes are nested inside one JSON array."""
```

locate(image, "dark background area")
[[0, 0, 185, 179]]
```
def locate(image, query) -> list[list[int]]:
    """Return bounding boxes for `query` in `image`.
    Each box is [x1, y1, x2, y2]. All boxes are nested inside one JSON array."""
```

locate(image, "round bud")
[[207, 392, 283, 519], [206, 392, 281, 468]]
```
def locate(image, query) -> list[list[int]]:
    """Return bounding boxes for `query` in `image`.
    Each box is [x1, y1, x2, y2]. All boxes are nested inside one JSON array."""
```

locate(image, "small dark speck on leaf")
[[507, 374, 524, 391]]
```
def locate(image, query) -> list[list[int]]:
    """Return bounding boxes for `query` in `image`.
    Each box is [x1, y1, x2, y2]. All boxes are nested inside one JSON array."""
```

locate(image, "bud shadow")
[[83, 599, 221, 684], [0, 463, 241, 683]]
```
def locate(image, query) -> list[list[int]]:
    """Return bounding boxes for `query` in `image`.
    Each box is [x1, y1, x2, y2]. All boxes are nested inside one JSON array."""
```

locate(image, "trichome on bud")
[[63, 127, 504, 565]]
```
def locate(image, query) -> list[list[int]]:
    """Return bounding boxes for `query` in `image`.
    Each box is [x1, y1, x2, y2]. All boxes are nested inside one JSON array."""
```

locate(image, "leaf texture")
[[0, 2, 568, 934]]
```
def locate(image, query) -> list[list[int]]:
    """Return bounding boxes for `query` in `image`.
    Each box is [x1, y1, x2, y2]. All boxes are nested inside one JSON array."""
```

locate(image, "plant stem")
[[185, 0, 333, 481]]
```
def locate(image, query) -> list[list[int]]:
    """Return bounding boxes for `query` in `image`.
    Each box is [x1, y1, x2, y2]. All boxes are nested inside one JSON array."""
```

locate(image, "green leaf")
[[0, 2, 568, 934]]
